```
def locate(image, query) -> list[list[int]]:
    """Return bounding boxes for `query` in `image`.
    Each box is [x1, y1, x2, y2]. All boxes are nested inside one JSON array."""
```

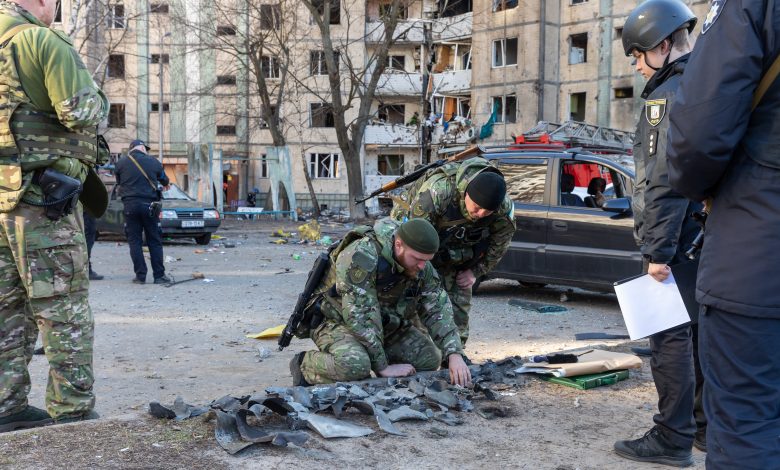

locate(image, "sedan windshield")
[[162, 184, 194, 201]]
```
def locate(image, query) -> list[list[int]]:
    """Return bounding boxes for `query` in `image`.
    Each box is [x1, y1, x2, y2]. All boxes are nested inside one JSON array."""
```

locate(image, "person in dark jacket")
[[115, 139, 171, 284], [667, 0, 780, 467], [613, 1, 706, 467]]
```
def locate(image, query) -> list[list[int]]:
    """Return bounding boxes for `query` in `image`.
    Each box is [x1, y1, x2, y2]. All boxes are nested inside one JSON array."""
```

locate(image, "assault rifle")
[[355, 145, 484, 204]]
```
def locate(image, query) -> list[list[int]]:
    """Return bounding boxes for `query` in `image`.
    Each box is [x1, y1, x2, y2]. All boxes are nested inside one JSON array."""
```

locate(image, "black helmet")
[[622, 0, 697, 56]]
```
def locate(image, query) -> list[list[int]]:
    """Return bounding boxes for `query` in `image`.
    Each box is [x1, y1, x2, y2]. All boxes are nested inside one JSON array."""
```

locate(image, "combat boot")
[[614, 426, 694, 467], [0, 406, 53, 432], [290, 352, 310, 387], [55, 410, 100, 424]]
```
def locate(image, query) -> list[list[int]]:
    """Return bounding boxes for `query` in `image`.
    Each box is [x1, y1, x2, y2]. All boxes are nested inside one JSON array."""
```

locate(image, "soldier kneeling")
[[290, 218, 471, 387]]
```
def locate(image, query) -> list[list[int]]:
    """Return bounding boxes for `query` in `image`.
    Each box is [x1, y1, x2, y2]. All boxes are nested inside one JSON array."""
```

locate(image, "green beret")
[[397, 219, 439, 254]]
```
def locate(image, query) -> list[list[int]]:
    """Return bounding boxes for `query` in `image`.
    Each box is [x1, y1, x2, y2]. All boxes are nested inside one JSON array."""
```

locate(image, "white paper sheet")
[[614, 273, 691, 340]]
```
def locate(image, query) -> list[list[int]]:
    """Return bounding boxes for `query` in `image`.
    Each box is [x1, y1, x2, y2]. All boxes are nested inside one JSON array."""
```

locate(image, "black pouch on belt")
[[35, 168, 83, 221]]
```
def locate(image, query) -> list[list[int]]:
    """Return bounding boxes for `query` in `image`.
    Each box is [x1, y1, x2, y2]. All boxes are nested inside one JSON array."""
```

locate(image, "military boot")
[[0, 406, 53, 433], [290, 352, 310, 387], [614, 426, 694, 467], [54, 410, 100, 424]]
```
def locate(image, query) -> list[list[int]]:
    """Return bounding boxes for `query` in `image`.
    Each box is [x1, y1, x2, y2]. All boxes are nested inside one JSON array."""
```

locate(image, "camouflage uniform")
[[0, 2, 108, 420], [300, 218, 463, 384], [390, 157, 516, 345]]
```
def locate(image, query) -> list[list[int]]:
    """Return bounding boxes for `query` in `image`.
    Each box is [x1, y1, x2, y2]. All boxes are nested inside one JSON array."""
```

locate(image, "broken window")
[[459, 50, 471, 70], [217, 25, 237, 36], [311, 0, 341, 25], [308, 153, 339, 178], [151, 102, 170, 112], [377, 104, 405, 124], [261, 56, 281, 79], [151, 54, 170, 64], [217, 125, 236, 135], [108, 3, 124, 28], [614, 87, 633, 99], [569, 33, 588, 64], [458, 98, 471, 119], [378, 155, 405, 176], [440, 0, 472, 17], [385, 55, 406, 71], [498, 162, 547, 204], [571, 0, 588, 4], [310, 103, 335, 127], [492, 0, 518, 12], [217, 75, 237, 85], [492, 38, 518, 67], [310, 50, 339, 75], [150, 3, 169, 13], [107, 54, 125, 78], [570, 92, 586, 121], [108, 103, 125, 128], [260, 4, 281, 30], [379, 2, 408, 19], [492, 95, 517, 123]]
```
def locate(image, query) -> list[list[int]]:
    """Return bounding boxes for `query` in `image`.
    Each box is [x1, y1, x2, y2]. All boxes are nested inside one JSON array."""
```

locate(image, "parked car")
[[480, 149, 643, 293], [96, 183, 221, 245]]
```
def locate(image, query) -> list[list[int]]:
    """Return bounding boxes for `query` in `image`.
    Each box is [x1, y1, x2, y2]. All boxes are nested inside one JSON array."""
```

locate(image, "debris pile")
[[148, 356, 527, 454]]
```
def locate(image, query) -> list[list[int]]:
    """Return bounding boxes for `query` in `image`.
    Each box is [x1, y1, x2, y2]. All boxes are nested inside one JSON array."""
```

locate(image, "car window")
[[498, 162, 547, 205], [162, 184, 194, 201], [559, 161, 616, 208]]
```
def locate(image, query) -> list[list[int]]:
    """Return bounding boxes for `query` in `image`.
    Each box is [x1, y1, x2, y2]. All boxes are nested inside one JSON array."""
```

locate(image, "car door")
[[545, 157, 642, 288], [489, 158, 550, 281]]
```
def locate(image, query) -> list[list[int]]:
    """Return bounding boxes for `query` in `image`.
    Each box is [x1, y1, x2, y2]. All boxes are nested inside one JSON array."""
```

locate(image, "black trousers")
[[700, 305, 780, 469], [123, 200, 165, 280], [83, 211, 97, 271]]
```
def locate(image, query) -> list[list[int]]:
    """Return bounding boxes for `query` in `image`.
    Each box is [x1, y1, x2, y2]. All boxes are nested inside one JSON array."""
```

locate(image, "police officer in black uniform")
[[613, 0, 706, 466], [667, 0, 780, 467], [115, 139, 171, 284]]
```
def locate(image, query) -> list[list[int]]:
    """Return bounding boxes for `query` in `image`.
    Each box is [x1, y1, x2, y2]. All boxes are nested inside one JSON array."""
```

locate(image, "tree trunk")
[[300, 149, 320, 218]]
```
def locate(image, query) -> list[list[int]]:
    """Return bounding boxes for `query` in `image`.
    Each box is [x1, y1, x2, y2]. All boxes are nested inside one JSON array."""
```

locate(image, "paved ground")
[[1, 219, 705, 469]]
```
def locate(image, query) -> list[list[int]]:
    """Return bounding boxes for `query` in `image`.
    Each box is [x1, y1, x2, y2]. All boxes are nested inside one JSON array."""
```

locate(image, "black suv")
[[482, 149, 642, 293]]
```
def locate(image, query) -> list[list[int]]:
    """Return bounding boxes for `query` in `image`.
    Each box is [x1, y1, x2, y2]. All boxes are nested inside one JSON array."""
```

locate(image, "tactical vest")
[[0, 24, 101, 211], [317, 226, 423, 333]]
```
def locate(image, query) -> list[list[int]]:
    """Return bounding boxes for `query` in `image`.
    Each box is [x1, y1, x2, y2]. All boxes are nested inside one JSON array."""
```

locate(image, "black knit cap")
[[396, 219, 439, 254], [466, 171, 506, 211]]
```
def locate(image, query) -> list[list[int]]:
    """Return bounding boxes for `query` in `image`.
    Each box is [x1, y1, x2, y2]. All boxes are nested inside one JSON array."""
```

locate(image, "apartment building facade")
[[60, 0, 710, 212]]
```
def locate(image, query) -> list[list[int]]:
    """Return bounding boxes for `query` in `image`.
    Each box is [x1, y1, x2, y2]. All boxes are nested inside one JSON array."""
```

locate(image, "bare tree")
[[299, 0, 412, 219]]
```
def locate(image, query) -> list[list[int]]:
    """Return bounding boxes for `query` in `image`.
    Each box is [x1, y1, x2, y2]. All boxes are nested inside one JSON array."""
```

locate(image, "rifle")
[[355, 145, 485, 204], [278, 251, 331, 351]]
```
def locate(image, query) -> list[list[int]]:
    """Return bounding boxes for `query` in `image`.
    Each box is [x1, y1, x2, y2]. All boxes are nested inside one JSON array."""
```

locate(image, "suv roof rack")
[[512, 121, 634, 154]]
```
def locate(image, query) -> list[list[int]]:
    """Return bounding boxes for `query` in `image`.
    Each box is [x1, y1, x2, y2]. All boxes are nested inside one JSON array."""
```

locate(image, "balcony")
[[431, 121, 476, 146], [432, 12, 472, 42], [375, 72, 423, 96], [364, 124, 420, 146], [432, 69, 471, 95], [365, 19, 425, 43]]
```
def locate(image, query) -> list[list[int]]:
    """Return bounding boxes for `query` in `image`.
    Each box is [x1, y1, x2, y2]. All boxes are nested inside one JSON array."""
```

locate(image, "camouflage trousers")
[[440, 271, 472, 346], [300, 321, 442, 385], [0, 202, 95, 419]]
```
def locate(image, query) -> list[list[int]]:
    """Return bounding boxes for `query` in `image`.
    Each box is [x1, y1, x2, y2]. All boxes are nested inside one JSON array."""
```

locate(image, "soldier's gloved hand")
[[378, 364, 416, 378], [455, 269, 477, 289], [448, 354, 472, 387], [648, 262, 671, 282]]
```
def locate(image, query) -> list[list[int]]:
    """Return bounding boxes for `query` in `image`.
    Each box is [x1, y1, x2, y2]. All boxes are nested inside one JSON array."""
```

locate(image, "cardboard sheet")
[[515, 349, 642, 378]]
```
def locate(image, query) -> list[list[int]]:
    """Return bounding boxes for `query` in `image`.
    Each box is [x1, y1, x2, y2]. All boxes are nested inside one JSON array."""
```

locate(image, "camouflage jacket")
[[0, 2, 108, 207], [390, 157, 516, 278], [319, 219, 463, 372]]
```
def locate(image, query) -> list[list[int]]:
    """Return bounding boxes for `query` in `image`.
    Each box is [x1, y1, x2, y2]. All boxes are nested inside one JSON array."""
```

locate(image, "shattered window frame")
[[108, 103, 126, 128], [569, 33, 588, 64], [107, 3, 125, 29], [261, 56, 281, 79], [308, 153, 340, 178], [492, 0, 519, 12], [492, 37, 518, 68], [260, 4, 282, 30], [491, 94, 517, 124], [377, 154, 405, 176], [107, 54, 125, 79], [377, 104, 406, 124], [310, 103, 335, 128]]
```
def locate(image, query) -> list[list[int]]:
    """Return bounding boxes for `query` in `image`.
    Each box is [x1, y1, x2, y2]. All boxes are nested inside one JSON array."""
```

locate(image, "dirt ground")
[[0, 219, 705, 469]]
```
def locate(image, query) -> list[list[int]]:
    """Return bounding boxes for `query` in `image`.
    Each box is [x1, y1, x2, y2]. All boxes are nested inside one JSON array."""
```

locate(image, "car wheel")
[[195, 234, 211, 245], [518, 281, 547, 289]]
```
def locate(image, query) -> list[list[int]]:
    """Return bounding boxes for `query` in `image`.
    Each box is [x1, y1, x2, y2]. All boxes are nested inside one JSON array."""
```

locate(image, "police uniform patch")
[[348, 265, 368, 284], [645, 99, 667, 127], [702, 0, 726, 35]]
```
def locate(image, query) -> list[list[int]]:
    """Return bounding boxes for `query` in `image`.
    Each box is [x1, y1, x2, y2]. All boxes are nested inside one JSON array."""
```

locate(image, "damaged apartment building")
[[66, 0, 709, 213]]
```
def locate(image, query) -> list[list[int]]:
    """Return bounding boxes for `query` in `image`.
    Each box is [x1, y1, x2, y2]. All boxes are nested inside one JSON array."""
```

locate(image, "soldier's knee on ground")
[[410, 344, 442, 371], [331, 347, 372, 381]]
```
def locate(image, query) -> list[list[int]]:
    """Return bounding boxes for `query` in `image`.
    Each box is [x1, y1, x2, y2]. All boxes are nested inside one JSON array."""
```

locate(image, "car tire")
[[518, 281, 547, 289], [195, 234, 211, 245]]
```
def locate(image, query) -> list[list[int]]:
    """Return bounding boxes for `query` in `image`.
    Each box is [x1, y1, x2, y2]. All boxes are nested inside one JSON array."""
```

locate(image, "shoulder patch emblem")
[[645, 99, 667, 127], [348, 265, 368, 284], [702, 0, 726, 35]]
